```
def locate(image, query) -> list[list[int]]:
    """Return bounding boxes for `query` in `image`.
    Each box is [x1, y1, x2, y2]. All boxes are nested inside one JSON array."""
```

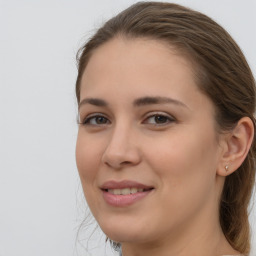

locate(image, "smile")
[[106, 188, 151, 195], [101, 180, 154, 207]]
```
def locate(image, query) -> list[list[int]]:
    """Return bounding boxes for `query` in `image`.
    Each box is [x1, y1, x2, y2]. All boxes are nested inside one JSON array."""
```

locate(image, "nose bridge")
[[102, 119, 141, 168], [109, 121, 131, 150]]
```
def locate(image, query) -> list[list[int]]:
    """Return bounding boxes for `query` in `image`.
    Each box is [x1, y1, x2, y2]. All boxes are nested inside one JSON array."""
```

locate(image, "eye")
[[143, 113, 175, 125], [81, 114, 110, 126]]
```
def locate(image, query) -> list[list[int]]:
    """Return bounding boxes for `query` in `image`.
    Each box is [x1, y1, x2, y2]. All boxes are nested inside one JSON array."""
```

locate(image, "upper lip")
[[100, 180, 154, 190]]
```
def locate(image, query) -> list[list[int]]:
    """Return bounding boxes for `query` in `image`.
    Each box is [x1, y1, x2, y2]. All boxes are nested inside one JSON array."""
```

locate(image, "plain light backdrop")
[[0, 0, 255, 256]]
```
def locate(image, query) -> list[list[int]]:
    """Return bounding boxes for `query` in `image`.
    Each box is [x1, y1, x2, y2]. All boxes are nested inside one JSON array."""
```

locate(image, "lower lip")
[[102, 190, 153, 207]]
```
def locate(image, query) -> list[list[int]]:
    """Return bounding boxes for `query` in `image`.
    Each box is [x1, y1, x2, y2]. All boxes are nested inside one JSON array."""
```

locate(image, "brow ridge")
[[79, 98, 108, 109], [79, 96, 188, 109], [133, 96, 188, 108]]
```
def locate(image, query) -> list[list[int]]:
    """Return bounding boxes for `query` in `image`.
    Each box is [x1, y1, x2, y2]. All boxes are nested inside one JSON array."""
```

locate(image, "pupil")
[[96, 117, 107, 124], [155, 115, 167, 123]]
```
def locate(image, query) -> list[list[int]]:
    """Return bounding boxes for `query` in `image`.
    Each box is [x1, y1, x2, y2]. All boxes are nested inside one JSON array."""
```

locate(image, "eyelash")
[[79, 112, 176, 126], [143, 112, 176, 126], [80, 114, 110, 126]]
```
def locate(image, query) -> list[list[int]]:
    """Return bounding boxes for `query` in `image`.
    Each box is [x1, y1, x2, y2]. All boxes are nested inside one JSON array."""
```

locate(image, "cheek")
[[75, 131, 102, 188], [76, 131, 106, 217], [142, 130, 219, 228], [144, 128, 219, 196]]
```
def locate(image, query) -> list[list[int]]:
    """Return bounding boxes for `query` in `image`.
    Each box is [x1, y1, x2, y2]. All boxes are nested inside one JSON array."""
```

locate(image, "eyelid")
[[142, 111, 176, 125], [77, 111, 176, 126], [79, 113, 111, 125]]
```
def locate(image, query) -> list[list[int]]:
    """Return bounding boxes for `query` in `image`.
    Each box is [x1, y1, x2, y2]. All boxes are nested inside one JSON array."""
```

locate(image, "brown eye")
[[94, 116, 108, 124], [144, 113, 175, 125], [83, 115, 110, 125], [154, 115, 169, 124]]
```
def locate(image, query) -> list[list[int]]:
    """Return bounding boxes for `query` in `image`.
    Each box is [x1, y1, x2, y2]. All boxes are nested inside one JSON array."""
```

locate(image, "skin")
[[76, 37, 247, 256]]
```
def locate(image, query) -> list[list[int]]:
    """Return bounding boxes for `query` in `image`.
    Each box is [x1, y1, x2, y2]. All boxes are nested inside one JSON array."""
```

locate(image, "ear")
[[217, 117, 254, 177]]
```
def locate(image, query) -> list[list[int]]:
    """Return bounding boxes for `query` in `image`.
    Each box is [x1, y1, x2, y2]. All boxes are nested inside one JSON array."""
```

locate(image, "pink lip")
[[101, 180, 153, 190], [100, 180, 154, 207]]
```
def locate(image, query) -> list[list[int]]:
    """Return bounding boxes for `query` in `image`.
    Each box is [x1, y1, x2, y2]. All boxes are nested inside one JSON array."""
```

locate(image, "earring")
[[225, 165, 229, 172]]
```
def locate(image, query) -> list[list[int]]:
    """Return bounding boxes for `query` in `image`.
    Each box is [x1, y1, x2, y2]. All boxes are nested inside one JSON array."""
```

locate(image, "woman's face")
[[76, 38, 224, 245]]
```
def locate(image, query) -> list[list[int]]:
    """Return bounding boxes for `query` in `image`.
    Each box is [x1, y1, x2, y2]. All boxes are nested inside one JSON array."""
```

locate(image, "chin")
[[99, 219, 149, 244], [101, 225, 136, 242]]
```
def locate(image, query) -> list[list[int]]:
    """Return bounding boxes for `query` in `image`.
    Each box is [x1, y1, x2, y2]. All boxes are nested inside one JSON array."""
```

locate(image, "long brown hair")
[[75, 2, 256, 254]]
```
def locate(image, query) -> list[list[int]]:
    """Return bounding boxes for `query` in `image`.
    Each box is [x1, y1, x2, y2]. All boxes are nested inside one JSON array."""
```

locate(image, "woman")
[[75, 2, 255, 256]]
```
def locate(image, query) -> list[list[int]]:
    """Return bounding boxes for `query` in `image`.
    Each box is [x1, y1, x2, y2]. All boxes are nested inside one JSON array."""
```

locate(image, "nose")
[[101, 123, 142, 169]]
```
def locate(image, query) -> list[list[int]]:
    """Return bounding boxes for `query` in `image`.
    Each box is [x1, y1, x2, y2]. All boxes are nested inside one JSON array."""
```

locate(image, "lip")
[[100, 180, 154, 207], [101, 180, 153, 190]]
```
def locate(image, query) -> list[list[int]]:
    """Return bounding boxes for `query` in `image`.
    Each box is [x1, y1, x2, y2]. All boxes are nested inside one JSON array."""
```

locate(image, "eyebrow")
[[133, 96, 189, 108], [79, 98, 108, 109], [79, 96, 188, 109]]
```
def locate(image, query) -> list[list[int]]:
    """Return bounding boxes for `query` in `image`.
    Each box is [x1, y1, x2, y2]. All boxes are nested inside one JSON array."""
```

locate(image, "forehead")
[[81, 37, 197, 95]]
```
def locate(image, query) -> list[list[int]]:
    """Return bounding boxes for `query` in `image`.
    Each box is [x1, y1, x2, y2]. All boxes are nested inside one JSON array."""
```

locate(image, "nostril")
[[121, 161, 133, 165]]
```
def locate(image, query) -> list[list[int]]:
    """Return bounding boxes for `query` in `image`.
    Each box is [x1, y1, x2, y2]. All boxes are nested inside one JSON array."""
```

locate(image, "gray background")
[[0, 0, 255, 255]]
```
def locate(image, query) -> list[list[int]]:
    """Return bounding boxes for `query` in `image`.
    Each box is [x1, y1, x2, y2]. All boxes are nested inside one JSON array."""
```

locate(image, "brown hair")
[[75, 2, 256, 254]]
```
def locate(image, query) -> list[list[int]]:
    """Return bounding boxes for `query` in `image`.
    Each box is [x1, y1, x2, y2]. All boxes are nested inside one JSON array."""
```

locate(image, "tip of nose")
[[101, 136, 142, 169], [102, 150, 141, 169]]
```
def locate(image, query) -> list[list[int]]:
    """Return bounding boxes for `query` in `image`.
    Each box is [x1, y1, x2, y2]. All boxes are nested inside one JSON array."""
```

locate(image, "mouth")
[[100, 180, 154, 207], [103, 187, 153, 195]]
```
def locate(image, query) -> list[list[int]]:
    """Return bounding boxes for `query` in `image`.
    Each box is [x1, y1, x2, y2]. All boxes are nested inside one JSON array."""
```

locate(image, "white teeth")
[[131, 188, 138, 194], [113, 189, 121, 195], [122, 188, 130, 195], [108, 188, 145, 195]]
